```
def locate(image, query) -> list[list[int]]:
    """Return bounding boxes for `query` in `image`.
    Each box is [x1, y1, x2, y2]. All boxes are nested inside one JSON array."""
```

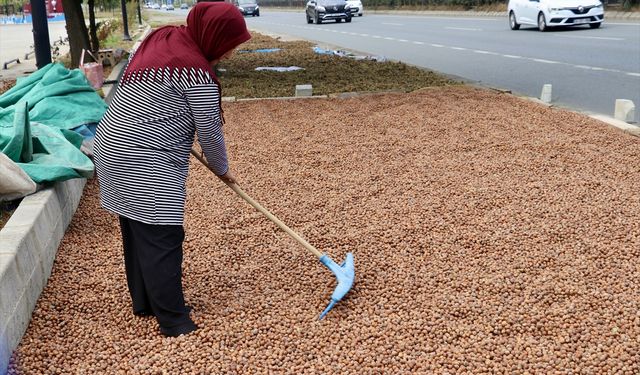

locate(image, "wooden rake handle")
[[190, 149, 323, 259]]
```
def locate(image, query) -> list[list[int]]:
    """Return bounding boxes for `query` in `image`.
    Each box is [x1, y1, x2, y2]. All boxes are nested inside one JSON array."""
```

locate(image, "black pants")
[[119, 216, 196, 336]]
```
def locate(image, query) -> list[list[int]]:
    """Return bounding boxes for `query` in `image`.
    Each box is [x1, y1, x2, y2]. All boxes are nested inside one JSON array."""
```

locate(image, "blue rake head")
[[318, 252, 355, 320]]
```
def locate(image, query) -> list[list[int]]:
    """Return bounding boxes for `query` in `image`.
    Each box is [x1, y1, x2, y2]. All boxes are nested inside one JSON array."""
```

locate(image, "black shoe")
[[160, 321, 198, 337]]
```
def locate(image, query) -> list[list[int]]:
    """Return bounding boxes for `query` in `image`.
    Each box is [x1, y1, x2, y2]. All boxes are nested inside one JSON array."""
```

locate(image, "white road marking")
[[380, 15, 497, 21], [606, 22, 640, 26], [474, 50, 497, 55], [451, 47, 468, 50], [503, 54, 522, 59], [397, 39, 409, 42], [532, 58, 558, 64], [628, 73, 640, 77], [431, 44, 444, 47], [445, 27, 482, 31], [381, 22, 403, 26], [556, 35, 624, 41]]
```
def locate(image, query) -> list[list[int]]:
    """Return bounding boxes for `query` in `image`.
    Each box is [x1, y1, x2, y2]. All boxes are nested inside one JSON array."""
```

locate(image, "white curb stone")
[[295, 84, 313, 97], [614, 99, 636, 123], [540, 84, 552, 104]]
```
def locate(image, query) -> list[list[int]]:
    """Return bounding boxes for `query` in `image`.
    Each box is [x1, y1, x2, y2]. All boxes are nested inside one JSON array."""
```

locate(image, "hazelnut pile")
[[8, 87, 639, 373]]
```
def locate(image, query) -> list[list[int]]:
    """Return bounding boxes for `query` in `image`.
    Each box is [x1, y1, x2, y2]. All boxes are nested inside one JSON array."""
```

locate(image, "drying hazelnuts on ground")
[[8, 86, 639, 374]]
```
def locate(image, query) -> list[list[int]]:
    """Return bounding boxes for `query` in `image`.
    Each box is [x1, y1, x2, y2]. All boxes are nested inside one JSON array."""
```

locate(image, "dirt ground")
[[8, 86, 640, 374]]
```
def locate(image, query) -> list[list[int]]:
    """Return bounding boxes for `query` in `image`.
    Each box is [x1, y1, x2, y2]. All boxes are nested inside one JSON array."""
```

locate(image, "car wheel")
[[306, 14, 313, 24], [509, 11, 520, 30], [345, 16, 352, 23], [538, 12, 547, 32], [589, 22, 601, 29], [336, 18, 341, 22], [315, 13, 322, 24], [256, 11, 260, 16]]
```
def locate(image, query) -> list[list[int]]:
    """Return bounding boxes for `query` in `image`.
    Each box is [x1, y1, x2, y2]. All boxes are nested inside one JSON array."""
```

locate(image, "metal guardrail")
[[3, 58, 20, 70]]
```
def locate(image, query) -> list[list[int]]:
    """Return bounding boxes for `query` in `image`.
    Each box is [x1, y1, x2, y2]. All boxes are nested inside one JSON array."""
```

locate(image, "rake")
[[191, 149, 355, 319]]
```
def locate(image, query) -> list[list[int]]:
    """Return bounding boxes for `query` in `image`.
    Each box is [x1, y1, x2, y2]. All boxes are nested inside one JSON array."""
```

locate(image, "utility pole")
[[137, 0, 142, 25], [30, 0, 52, 68], [121, 0, 131, 40]]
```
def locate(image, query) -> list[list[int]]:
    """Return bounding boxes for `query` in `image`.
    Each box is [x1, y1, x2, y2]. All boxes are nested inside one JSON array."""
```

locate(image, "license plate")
[[573, 18, 590, 24]]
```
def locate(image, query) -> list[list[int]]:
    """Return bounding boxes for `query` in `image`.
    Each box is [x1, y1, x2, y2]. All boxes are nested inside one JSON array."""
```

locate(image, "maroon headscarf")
[[123, 2, 251, 85]]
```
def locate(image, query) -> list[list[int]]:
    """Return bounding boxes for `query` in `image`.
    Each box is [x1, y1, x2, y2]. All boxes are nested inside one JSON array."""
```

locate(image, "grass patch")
[[101, 31, 136, 51], [218, 32, 458, 98]]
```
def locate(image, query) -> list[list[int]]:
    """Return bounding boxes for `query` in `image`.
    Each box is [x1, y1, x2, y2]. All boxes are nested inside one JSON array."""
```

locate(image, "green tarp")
[[0, 63, 107, 183]]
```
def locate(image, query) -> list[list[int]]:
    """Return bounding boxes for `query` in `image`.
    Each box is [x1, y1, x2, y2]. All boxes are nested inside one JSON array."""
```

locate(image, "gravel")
[[8, 86, 640, 374]]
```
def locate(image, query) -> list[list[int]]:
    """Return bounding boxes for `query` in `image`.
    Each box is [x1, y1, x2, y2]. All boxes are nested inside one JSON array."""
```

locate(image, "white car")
[[508, 0, 604, 31], [346, 0, 363, 16]]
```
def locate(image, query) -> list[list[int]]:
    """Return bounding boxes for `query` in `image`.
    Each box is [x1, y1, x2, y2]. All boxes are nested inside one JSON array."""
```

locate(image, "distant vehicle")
[[345, 0, 362, 16], [306, 0, 352, 24], [180, 3, 188, 9], [160, 3, 167, 9], [235, 0, 259, 16], [151, 3, 160, 8], [166, 3, 174, 10], [508, 0, 604, 31]]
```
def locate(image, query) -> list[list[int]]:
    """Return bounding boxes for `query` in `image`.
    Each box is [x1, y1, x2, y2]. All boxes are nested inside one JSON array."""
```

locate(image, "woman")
[[93, 2, 251, 337]]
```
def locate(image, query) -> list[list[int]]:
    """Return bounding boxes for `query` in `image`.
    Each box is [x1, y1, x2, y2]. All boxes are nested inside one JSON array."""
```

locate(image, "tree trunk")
[[88, 0, 100, 52], [61, 0, 91, 67]]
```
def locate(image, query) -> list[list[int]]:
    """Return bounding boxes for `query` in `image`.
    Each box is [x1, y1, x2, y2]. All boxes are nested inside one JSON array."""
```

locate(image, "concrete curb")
[[0, 178, 85, 374], [589, 114, 640, 137]]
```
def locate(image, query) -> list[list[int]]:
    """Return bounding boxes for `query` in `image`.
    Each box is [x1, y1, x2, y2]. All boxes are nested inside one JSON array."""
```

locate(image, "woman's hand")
[[218, 169, 237, 185]]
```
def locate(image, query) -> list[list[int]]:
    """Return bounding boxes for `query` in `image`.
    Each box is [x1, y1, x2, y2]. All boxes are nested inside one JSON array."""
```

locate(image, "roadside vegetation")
[[220, 32, 458, 98]]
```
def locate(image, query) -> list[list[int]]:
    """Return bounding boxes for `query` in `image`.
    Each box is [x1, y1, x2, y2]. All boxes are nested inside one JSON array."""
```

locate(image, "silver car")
[[306, 0, 352, 24]]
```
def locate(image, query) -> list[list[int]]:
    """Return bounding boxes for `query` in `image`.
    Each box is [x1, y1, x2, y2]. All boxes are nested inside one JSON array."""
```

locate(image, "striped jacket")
[[93, 66, 228, 225]]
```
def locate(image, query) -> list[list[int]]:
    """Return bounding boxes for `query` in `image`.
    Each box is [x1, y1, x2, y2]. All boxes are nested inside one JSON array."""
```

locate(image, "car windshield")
[[237, 0, 254, 4], [318, 0, 345, 4]]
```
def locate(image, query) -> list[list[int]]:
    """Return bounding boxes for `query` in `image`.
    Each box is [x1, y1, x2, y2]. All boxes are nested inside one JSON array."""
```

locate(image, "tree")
[[61, 0, 91, 67], [88, 0, 100, 52]]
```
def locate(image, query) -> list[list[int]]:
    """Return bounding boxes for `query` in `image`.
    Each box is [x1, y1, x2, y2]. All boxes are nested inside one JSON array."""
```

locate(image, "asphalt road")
[[243, 11, 640, 122]]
